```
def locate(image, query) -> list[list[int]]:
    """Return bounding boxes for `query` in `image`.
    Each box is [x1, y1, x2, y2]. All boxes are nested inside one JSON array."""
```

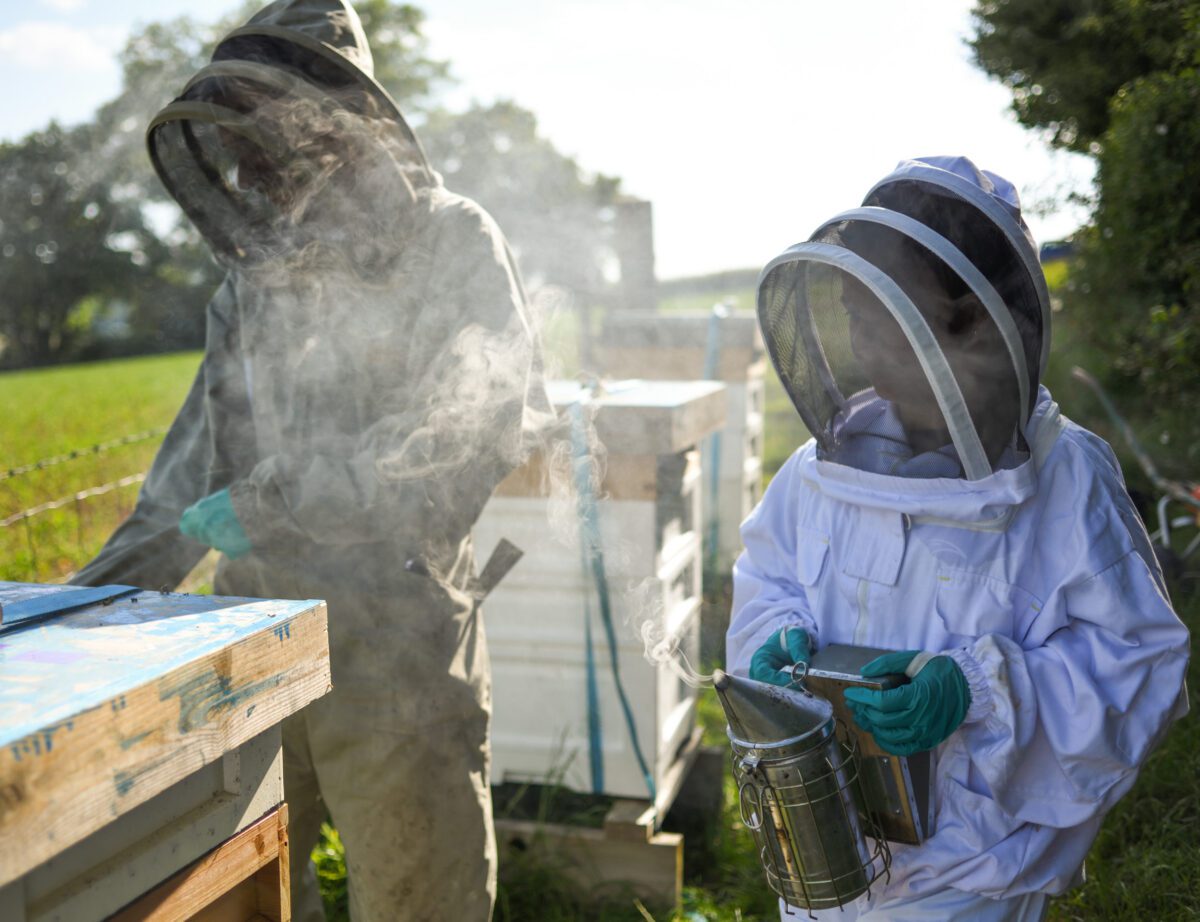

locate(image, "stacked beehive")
[[593, 310, 766, 572], [474, 380, 725, 807]]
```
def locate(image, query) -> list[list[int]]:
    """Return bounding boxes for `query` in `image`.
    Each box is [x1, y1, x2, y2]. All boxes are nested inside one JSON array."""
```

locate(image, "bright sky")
[[0, 0, 1094, 278]]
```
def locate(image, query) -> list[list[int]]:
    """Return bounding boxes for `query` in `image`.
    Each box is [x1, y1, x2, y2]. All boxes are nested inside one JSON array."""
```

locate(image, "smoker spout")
[[712, 669, 833, 745]]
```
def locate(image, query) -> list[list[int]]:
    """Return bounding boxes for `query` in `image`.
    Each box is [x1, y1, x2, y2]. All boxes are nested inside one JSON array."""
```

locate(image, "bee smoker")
[[713, 668, 890, 914]]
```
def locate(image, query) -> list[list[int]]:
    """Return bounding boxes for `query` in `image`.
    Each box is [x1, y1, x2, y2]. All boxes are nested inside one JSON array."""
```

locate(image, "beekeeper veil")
[[757, 156, 1050, 480], [146, 0, 435, 269]]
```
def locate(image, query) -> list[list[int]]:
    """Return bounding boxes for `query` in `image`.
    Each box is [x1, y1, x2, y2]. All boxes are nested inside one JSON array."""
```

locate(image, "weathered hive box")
[[0, 582, 330, 922], [475, 380, 726, 808], [593, 311, 766, 571]]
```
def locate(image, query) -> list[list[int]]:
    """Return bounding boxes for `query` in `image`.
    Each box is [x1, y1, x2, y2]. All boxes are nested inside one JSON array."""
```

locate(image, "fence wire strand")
[[2, 429, 160, 582], [1, 472, 147, 528], [1, 429, 165, 482]]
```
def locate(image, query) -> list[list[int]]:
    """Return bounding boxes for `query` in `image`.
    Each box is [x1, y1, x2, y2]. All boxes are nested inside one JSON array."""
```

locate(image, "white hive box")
[[475, 380, 726, 807], [593, 311, 766, 571]]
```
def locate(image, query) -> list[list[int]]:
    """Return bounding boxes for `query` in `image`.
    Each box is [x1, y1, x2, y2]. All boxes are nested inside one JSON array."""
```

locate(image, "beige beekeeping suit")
[[74, 2, 550, 918]]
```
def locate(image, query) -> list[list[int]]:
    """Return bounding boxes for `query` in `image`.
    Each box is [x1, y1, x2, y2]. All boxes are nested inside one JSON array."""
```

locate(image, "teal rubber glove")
[[843, 650, 971, 756], [180, 488, 252, 560], [749, 626, 812, 687]]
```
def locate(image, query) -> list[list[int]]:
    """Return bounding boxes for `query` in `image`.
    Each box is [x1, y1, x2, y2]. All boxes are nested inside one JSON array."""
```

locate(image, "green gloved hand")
[[180, 488, 252, 560], [843, 650, 971, 756], [749, 626, 812, 687]]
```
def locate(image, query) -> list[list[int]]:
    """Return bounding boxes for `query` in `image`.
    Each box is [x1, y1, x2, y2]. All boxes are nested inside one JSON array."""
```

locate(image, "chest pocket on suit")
[[933, 570, 1040, 645], [795, 525, 831, 587]]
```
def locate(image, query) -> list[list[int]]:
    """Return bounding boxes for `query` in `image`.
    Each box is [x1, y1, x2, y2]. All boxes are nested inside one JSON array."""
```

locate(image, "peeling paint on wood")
[[0, 581, 330, 885], [159, 669, 288, 734]]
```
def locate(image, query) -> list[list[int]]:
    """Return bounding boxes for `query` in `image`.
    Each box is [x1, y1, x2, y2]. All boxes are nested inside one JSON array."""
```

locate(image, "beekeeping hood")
[[757, 156, 1051, 480], [146, 0, 434, 265]]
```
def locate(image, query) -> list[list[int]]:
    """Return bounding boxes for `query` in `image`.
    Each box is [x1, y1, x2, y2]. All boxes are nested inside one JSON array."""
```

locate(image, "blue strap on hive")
[[569, 400, 657, 802], [0, 584, 139, 634], [702, 304, 728, 576]]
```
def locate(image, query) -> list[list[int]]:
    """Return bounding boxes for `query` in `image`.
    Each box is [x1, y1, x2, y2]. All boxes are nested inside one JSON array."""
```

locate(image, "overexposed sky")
[[0, 0, 1094, 278]]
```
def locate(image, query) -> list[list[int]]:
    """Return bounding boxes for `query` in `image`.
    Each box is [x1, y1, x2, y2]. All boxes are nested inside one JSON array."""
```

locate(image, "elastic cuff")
[[946, 647, 993, 724], [791, 619, 818, 653]]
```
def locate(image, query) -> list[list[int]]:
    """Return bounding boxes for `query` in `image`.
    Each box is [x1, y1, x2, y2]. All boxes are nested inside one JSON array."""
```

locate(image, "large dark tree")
[[971, 0, 1200, 465], [970, 0, 1194, 151]]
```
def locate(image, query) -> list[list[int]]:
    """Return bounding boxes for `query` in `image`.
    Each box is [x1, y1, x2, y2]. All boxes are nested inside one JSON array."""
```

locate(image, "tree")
[[420, 101, 622, 298], [970, 0, 1194, 152], [0, 125, 155, 366], [1078, 64, 1200, 421], [354, 0, 452, 110], [971, 0, 1200, 465]]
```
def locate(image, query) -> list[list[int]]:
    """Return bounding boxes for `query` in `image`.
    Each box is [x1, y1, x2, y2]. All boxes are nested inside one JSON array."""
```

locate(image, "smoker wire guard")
[[727, 679, 893, 916]]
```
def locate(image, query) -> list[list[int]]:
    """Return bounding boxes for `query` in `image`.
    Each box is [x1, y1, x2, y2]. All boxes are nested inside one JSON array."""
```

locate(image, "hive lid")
[[547, 379, 727, 454]]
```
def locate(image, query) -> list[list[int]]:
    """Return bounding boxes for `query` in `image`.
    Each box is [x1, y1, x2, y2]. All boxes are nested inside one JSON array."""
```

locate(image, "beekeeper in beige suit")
[[73, 2, 550, 918]]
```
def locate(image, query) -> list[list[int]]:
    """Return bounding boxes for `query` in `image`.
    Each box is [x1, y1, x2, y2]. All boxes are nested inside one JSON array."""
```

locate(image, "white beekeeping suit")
[[73, 2, 551, 919], [727, 156, 1190, 920]]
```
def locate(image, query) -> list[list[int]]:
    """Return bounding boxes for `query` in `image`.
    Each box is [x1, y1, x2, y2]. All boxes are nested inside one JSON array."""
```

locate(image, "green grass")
[[1042, 257, 1070, 293], [0, 351, 200, 582], [657, 288, 756, 315]]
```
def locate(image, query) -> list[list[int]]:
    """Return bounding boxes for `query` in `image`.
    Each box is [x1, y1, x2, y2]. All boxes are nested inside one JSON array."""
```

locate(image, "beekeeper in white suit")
[[727, 156, 1190, 920]]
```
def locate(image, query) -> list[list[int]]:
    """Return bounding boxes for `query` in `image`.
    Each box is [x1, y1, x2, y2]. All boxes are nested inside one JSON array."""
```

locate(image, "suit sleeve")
[[228, 200, 549, 552], [71, 278, 251, 589], [726, 450, 821, 675], [946, 436, 1190, 829]]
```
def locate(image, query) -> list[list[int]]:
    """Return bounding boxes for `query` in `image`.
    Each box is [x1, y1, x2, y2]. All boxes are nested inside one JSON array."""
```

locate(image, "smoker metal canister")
[[803, 644, 936, 846], [713, 669, 888, 913]]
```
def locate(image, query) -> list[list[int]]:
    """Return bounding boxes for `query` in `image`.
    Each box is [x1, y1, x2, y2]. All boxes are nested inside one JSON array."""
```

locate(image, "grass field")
[[1, 303, 1196, 919], [0, 351, 200, 583]]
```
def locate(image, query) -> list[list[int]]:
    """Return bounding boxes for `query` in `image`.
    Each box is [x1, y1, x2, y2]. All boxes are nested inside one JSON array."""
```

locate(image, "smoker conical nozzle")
[[713, 669, 834, 745]]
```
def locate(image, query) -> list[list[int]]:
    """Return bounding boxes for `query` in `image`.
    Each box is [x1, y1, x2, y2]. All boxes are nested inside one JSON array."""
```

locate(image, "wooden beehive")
[[0, 583, 330, 921], [593, 311, 766, 571], [474, 380, 725, 808]]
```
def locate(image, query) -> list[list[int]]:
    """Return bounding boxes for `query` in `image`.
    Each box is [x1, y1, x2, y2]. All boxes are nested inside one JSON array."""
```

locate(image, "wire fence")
[[1, 472, 148, 529], [1, 430, 163, 583], [0, 429, 165, 483]]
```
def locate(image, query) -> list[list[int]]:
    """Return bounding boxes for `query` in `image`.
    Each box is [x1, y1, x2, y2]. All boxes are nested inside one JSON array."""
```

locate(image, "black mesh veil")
[[757, 169, 1046, 481], [759, 244, 993, 480], [757, 248, 862, 450], [865, 161, 1050, 381], [147, 96, 292, 263], [863, 182, 1044, 419], [146, 52, 424, 268]]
